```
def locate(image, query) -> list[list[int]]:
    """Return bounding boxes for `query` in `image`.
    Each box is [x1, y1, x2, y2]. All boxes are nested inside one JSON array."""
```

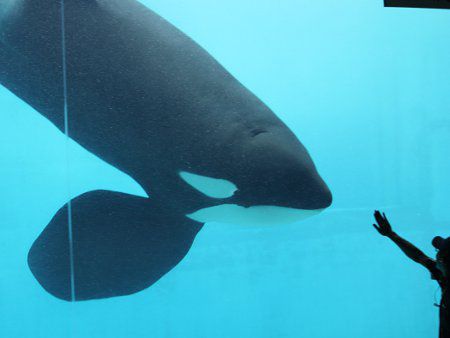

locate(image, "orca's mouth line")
[[186, 203, 324, 227]]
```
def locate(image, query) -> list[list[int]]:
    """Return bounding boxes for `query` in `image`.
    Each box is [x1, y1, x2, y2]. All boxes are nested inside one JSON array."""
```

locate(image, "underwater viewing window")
[[0, 1, 449, 337]]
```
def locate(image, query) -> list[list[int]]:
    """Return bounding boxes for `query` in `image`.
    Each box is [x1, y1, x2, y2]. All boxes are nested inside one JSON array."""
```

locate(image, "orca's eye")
[[179, 171, 237, 199], [250, 128, 268, 137]]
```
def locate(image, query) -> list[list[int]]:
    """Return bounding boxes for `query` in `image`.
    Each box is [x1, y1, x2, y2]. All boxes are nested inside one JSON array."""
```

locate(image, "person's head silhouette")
[[432, 236, 450, 276]]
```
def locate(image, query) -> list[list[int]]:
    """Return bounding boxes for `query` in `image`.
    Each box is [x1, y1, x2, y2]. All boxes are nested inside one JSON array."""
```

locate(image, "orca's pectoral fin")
[[27, 190, 203, 301]]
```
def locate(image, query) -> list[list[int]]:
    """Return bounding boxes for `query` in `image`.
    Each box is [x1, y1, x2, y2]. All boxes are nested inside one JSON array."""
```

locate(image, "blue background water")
[[1, 1, 449, 337]]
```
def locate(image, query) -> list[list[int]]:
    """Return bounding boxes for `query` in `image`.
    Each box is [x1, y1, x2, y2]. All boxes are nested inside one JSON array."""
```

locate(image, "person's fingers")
[[374, 213, 383, 223], [373, 224, 380, 232]]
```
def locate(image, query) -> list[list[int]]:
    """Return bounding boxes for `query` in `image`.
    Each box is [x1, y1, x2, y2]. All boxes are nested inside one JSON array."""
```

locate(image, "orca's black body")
[[0, 0, 332, 301]]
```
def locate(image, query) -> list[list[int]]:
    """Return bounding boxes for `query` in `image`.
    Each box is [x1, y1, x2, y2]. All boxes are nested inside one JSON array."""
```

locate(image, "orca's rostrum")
[[0, 0, 332, 301]]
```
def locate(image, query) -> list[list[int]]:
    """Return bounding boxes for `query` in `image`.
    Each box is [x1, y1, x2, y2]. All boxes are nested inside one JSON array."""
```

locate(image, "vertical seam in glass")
[[61, 0, 76, 302]]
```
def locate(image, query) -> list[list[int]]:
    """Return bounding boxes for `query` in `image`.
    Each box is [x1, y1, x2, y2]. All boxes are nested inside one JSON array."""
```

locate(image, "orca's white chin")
[[186, 204, 324, 226]]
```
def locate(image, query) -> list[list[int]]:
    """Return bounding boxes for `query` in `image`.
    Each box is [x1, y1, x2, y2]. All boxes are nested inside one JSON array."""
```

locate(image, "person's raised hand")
[[373, 210, 393, 237]]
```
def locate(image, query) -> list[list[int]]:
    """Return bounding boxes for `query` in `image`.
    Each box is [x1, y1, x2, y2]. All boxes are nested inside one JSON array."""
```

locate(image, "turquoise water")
[[1, 1, 449, 337]]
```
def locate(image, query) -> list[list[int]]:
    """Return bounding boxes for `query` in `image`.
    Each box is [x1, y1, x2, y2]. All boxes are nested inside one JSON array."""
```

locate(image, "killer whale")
[[0, 0, 332, 301]]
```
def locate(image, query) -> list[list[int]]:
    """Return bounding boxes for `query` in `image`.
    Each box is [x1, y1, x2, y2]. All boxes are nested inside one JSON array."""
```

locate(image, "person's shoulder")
[[426, 260, 445, 283]]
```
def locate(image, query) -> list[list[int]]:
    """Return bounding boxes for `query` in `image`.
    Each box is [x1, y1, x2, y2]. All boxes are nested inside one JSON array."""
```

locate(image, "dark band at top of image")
[[384, 0, 450, 9]]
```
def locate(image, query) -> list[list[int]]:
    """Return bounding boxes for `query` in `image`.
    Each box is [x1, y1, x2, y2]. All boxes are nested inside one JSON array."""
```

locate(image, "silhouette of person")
[[372, 211, 449, 337]]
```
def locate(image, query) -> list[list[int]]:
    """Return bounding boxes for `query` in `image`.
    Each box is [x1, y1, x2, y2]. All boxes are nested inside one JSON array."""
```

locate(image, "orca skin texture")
[[0, 0, 332, 301]]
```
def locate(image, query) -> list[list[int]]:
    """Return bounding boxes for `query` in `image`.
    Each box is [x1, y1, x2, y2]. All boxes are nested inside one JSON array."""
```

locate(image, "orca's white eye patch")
[[179, 171, 237, 199]]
